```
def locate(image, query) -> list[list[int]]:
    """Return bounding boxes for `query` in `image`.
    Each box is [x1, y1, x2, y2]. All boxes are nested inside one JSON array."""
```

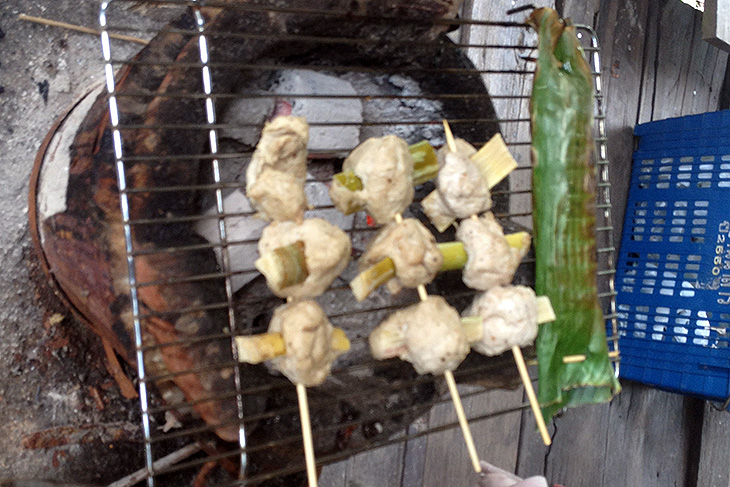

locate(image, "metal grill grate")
[[97, 1, 619, 484]]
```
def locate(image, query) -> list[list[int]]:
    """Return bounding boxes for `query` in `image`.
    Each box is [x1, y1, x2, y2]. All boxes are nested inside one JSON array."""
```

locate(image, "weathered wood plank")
[[400, 416, 429, 487], [637, 0, 727, 123], [595, 0, 651, 240], [421, 386, 524, 486], [319, 439, 406, 487], [560, 0, 602, 24], [600, 384, 703, 487], [460, 0, 541, 229], [697, 402, 730, 487], [703, 0, 730, 51], [679, 5, 729, 116]]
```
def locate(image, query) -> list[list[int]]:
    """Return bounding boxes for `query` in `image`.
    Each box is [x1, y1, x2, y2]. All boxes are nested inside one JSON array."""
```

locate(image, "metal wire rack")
[[96, 1, 619, 484]]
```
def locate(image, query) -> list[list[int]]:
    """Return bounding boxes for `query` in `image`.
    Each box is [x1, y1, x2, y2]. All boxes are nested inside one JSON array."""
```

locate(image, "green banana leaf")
[[528, 7, 620, 425]]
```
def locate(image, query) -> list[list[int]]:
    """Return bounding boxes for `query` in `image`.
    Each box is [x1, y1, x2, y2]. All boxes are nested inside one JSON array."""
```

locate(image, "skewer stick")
[[297, 383, 318, 487], [285, 298, 317, 486], [512, 346, 552, 445], [18, 14, 149, 45], [416, 281, 481, 472], [562, 350, 620, 364], [444, 370, 482, 473], [443, 119, 458, 153]]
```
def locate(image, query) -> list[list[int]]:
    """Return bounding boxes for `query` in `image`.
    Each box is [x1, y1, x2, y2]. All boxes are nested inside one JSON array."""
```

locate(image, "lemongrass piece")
[[296, 383, 319, 487], [255, 241, 308, 290], [536, 296, 556, 324], [512, 346, 552, 446], [505, 231, 531, 253], [461, 316, 484, 343], [236, 332, 287, 364], [332, 140, 438, 196], [333, 170, 364, 191], [437, 232, 529, 273], [236, 328, 350, 365], [349, 257, 396, 302], [470, 133, 519, 189], [330, 171, 366, 215], [410, 140, 439, 185], [437, 242, 468, 272], [331, 328, 351, 353], [609, 350, 620, 359]]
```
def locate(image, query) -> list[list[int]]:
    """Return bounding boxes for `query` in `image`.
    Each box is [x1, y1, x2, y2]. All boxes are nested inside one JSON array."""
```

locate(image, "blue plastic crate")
[[616, 109, 730, 404]]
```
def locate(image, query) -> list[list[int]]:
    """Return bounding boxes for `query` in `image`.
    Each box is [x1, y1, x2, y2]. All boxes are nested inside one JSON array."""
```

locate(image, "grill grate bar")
[[109, 24, 555, 51], [114, 91, 533, 100], [114, 118, 529, 130], [106, 0, 530, 29], [109, 58, 535, 76]]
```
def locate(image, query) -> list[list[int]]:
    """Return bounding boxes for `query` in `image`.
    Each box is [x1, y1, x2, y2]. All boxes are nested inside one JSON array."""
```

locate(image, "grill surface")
[[92, 1, 619, 484]]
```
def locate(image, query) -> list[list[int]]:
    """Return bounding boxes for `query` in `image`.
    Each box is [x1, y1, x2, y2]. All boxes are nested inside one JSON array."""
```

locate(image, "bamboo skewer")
[[512, 345, 552, 445], [414, 277, 482, 473], [443, 119, 552, 446], [562, 354, 587, 364], [297, 383, 318, 487], [562, 350, 620, 364], [18, 13, 149, 45], [444, 369, 482, 473], [281, 296, 319, 487]]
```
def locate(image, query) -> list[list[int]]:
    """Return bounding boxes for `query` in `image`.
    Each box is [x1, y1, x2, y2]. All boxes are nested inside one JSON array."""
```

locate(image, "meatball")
[[329, 135, 414, 224], [246, 168, 308, 222], [456, 213, 529, 290], [466, 286, 538, 356], [360, 218, 443, 294], [246, 116, 309, 221], [370, 296, 469, 375], [423, 138, 491, 229], [268, 300, 344, 386], [258, 218, 351, 298], [436, 137, 477, 168], [437, 151, 492, 219]]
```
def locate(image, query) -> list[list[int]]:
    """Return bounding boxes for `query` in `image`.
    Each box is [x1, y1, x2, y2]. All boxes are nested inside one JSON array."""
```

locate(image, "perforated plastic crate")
[[616, 109, 730, 403]]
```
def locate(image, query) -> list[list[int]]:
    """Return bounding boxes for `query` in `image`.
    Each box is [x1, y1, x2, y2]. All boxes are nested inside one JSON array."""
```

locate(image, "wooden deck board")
[[698, 402, 730, 487], [421, 387, 524, 486]]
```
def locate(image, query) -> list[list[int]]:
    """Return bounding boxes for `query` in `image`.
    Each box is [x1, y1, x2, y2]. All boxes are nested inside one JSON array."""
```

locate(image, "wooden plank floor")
[[320, 1, 730, 486]]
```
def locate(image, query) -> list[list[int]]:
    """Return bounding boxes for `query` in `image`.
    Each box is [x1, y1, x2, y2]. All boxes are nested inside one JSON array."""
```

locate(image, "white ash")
[[220, 69, 363, 151], [220, 69, 446, 151], [341, 72, 445, 145], [194, 190, 267, 293]]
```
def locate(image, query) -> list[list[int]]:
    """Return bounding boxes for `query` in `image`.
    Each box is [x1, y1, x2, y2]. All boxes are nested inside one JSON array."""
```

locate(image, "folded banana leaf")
[[527, 7, 620, 424]]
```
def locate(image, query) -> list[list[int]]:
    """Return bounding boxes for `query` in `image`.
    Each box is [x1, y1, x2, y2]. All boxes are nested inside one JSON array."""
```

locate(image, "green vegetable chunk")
[[528, 8, 620, 425]]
